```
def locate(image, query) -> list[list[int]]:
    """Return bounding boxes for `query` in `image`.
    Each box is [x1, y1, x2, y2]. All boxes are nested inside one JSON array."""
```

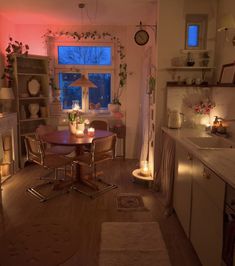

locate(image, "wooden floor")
[[0, 159, 201, 266]]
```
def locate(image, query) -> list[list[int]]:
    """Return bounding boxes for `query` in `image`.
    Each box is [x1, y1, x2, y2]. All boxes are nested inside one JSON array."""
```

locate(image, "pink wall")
[[15, 24, 48, 55], [0, 14, 15, 87]]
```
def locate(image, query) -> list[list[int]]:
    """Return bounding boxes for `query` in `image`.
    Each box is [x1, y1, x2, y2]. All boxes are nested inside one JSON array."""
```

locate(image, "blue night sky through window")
[[187, 25, 199, 47], [59, 72, 111, 109], [58, 46, 112, 66], [59, 73, 82, 110]]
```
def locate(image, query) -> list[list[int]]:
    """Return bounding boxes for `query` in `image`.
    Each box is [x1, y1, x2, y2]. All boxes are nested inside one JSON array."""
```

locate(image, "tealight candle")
[[88, 127, 95, 137], [140, 160, 151, 177], [75, 130, 84, 138]]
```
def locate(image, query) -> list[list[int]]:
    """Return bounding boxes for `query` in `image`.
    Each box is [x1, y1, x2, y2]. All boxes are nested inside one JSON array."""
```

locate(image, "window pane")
[[58, 46, 112, 66], [187, 25, 199, 47], [59, 73, 82, 109], [88, 73, 111, 109]]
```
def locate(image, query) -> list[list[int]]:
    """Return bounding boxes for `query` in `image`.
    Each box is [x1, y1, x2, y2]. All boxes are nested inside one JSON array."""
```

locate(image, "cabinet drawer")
[[193, 165, 225, 211]]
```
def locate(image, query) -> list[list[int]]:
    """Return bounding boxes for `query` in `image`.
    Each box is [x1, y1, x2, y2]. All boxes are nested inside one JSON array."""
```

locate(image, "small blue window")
[[187, 24, 199, 47], [59, 73, 82, 110], [58, 46, 112, 66]]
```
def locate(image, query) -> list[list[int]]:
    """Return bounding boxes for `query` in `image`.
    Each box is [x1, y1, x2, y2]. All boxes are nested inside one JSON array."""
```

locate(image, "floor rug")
[[0, 219, 78, 266], [99, 222, 171, 266], [116, 193, 148, 211]]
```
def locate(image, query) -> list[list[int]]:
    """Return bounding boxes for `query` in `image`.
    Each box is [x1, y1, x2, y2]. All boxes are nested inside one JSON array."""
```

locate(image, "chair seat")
[[44, 154, 73, 169], [46, 145, 75, 155]]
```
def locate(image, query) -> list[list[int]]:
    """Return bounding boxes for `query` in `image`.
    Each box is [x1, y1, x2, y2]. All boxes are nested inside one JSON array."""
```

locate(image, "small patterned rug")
[[99, 222, 171, 266], [116, 193, 148, 211]]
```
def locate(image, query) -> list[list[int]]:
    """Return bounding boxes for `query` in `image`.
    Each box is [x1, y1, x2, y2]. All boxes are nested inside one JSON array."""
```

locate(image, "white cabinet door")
[[173, 143, 193, 237], [191, 160, 225, 266]]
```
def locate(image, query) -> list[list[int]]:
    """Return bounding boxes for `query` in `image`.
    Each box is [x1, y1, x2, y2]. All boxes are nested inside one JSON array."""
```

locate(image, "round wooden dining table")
[[42, 129, 114, 186]]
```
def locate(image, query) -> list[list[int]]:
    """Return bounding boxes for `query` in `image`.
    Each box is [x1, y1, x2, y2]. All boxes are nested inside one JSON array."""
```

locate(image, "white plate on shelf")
[[28, 79, 40, 96]]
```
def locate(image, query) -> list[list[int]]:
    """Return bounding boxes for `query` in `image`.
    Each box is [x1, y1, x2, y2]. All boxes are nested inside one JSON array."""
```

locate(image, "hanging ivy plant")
[[1, 37, 29, 85], [42, 30, 127, 103]]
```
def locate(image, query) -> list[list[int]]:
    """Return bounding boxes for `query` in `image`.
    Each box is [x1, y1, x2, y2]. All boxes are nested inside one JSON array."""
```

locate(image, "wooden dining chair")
[[36, 125, 75, 156], [73, 134, 117, 198], [90, 120, 108, 131], [24, 135, 74, 202]]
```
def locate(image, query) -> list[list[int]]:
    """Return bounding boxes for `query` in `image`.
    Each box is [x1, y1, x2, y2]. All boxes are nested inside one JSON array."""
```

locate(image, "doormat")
[[116, 193, 148, 211], [99, 222, 171, 266]]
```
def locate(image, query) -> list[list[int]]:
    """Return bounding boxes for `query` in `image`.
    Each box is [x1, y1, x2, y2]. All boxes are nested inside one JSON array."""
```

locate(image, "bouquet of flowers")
[[192, 99, 215, 115], [68, 110, 84, 124]]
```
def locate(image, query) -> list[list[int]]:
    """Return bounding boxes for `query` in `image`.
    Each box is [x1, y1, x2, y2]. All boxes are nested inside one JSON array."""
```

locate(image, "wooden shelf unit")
[[13, 54, 50, 168]]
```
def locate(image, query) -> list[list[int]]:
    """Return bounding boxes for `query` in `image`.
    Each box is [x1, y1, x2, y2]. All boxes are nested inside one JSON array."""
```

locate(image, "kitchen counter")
[[162, 127, 235, 188]]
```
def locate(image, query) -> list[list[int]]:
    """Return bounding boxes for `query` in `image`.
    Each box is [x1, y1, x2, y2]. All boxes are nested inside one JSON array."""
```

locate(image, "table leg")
[[74, 145, 99, 191]]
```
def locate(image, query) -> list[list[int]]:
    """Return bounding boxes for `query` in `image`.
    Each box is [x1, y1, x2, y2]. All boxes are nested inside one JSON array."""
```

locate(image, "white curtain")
[[155, 132, 175, 216], [139, 47, 152, 163]]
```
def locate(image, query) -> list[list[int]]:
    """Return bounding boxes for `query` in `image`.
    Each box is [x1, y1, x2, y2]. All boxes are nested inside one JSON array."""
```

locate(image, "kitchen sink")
[[186, 136, 235, 149]]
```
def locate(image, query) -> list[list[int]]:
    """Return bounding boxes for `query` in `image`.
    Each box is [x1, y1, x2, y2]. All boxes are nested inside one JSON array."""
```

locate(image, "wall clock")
[[134, 28, 149, 46]]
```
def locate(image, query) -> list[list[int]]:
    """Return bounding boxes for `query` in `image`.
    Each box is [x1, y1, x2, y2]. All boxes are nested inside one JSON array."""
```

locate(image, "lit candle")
[[140, 161, 150, 177], [72, 100, 80, 111], [88, 127, 95, 137], [75, 130, 84, 138]]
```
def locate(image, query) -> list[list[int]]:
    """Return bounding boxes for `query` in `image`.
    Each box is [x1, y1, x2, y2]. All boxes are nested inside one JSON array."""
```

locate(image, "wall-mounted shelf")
[[166, 66, 215, 71], [167, 81, 235, 88], [180, 49, 209, 54]]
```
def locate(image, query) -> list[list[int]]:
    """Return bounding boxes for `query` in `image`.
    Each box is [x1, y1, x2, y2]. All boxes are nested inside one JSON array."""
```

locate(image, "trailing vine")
[[1, 37, 29, 86], [42, 30, 127, 103]]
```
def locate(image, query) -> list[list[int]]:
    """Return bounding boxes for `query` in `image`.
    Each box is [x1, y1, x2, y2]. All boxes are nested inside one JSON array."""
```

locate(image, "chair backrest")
[[24, 135, 45, 165], [91, 134, 116, 162], [90, 120, 108, 131]]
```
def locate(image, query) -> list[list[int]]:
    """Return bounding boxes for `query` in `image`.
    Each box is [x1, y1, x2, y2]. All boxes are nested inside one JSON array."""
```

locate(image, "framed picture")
[[218, 63, 235, 85]]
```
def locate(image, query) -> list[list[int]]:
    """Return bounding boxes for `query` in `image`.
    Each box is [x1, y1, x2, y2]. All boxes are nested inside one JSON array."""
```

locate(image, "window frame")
[[55, 69, 114, 112], [54, 41, 115, 112], [185, 14, 207, 50]]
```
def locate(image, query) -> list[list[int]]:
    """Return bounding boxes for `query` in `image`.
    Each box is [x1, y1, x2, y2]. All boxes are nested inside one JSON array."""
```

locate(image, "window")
[[55, 43, 113, 111], [187, 24, 200, 47], [58, 46, 112, 65], [185, 14, 208, 50]]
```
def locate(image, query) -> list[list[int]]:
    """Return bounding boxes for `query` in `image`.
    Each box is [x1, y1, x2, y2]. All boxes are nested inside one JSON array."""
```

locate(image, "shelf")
[[166, 66, 215, 70], [20, 117, 48, 122], [167, 81, 235, 88], [19, 96, 48, 100], [20, 132, 36, 137], [18, 72, 48, 76], [180, 49, 209, 54]]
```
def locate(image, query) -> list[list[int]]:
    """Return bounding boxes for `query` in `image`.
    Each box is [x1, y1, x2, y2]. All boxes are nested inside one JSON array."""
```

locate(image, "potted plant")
[[108, 96, 121, 113], [1, 37, 29, 86], [68, 110, 85, 134]]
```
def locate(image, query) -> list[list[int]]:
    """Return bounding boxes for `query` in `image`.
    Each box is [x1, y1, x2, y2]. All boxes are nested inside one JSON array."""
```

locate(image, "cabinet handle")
[[231, 200, 235, 206], [203, 169, 211, 179], [187, 153, 193, 161]]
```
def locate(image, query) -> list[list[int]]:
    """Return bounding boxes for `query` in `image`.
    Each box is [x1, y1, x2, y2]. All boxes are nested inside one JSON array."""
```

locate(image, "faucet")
[[211, 116, 220, 133], [211, 116, 235, 136]]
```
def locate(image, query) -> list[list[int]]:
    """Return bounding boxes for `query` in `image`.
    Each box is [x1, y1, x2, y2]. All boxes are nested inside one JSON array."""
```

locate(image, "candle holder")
[[75, 130, 84, 138], [140, 160, 151, 177], [87, 127, 95, 137]]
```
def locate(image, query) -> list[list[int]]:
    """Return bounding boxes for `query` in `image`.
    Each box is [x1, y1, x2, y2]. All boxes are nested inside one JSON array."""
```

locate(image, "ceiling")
[[0, 0, 157, 26]]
